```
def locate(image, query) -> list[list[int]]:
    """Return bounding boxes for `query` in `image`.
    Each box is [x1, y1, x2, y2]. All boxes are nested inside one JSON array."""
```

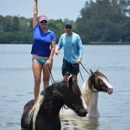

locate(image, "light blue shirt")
[[56, 32, 83, 64]]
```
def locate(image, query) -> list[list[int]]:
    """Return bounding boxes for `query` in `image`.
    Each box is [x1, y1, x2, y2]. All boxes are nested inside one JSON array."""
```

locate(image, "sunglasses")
[[65, 26, 72, 29], [40, 20, 47, 23]]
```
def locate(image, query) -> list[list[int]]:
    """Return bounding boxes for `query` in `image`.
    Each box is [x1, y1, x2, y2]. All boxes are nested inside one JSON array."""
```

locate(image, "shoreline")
[[88, 42, 130, 45], [0, 42, 130, 45]]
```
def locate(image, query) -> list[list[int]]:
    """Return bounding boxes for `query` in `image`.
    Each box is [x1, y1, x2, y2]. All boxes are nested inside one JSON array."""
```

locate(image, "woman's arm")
[[46, 41, 56, 66], [33, 0, 38, 28], [49, 41, 56, 61]]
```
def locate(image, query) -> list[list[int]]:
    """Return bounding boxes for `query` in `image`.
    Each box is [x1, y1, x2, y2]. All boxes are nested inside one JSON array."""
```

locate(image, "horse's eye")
[[98, 79, 103, 85]]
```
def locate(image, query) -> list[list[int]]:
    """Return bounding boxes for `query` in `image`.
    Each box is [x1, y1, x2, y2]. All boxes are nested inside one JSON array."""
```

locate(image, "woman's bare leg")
[[32, 61, 42, 104], [42, 63, 53, 89]]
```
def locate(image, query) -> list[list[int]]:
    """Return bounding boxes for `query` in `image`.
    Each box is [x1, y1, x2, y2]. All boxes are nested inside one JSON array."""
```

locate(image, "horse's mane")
[[94, 71, 108, 81], [82, 70, 107, 105], [82, 80, 92, 106], [38, 77, 81, 112]]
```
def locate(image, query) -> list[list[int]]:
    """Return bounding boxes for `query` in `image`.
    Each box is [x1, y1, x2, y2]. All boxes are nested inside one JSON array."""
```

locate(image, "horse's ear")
[[68, 76, 73, 88], [62, 79, 69, 87], [96, 69, 99, 72], [90, 69, 95, 76]]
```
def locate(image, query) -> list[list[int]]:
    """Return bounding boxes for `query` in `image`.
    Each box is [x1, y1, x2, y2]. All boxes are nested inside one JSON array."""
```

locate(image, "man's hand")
[[55, 49, 60, 55], [76, 58, 82, 64]]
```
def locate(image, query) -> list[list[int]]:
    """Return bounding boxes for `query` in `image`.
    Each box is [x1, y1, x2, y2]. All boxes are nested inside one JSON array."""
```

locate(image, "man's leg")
[[62, 59, 71, 80]]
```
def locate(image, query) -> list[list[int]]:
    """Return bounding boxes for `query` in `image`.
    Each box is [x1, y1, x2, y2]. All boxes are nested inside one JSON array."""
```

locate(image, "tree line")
[[0, 0, 130, 44]]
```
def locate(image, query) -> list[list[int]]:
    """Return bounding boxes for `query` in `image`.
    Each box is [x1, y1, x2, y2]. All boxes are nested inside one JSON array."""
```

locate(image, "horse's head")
[[63, 77, 87, 117], [82, 69, 113, 106], [89, 69, 113, 94]]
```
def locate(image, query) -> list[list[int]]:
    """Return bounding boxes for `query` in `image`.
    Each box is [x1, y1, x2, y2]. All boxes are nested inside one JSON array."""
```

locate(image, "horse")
[[60, 69, 113, 118], [21, 77, 87, 130]]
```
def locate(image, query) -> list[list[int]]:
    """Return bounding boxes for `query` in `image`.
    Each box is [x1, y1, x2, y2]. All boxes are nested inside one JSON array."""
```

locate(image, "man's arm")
[[77, 35, 83, 64]]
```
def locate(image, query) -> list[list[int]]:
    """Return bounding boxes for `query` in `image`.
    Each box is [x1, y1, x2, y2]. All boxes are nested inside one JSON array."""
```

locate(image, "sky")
[[0, 0, 90, 21]]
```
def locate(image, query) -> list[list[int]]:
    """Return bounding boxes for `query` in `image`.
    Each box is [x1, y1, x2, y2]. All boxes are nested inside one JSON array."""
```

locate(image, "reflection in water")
[[61, 115, 100, 130]]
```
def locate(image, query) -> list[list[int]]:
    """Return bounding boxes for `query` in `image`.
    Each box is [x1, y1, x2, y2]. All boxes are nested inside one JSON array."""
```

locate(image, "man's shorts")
[[62, 58, 79, 76]]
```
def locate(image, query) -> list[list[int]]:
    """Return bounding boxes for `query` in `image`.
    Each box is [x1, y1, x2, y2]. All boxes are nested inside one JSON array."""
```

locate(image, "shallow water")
[[0, 44, 130, 130]]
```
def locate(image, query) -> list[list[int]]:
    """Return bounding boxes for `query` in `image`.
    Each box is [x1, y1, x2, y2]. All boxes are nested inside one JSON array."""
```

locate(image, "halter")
[[68, 92, 81, 113], [91, 76, 109, 93], [79, 64, 98, 92], [91, 84, 99, 92]]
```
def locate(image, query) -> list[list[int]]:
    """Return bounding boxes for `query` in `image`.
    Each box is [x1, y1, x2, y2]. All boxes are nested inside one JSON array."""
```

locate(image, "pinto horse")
[[21, 77, 87, 130], [60, 69, 113, 118]]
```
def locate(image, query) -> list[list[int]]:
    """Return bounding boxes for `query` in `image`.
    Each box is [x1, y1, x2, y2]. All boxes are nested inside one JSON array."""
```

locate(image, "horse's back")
[[23, 99, 34, 111], [21, 99, 34, 128]]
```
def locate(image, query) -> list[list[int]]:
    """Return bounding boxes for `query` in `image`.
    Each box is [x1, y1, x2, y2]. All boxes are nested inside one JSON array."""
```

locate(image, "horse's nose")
[[81, 109, 88, 117], [85, 109, 88, 114], [84, 109, 88, 115], [108, 88, 113, 94]]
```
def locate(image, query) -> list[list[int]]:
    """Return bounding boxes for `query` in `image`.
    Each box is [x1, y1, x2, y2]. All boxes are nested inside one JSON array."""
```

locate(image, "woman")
[[31, 0, 56, 104]]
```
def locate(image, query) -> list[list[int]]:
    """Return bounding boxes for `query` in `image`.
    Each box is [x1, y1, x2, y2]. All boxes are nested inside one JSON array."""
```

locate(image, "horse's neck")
[[82, 81, 100, 118], [87, 92, 100, 118]]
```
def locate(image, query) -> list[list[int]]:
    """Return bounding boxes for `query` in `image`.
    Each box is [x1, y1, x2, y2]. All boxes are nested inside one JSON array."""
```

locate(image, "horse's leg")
[[21, 100, 34, 129]]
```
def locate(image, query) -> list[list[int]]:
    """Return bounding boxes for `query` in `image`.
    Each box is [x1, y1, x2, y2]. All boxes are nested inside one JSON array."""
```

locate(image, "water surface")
[[0, 44, 130, 130]]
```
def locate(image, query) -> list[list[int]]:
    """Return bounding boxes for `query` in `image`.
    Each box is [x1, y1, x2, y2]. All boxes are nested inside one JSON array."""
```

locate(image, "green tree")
[[12, 16, 20, 32], [76, 0, 130, 43], [3, 17, 12, 32]]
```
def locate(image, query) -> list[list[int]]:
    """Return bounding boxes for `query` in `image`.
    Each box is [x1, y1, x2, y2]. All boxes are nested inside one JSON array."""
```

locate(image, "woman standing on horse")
[[31, 0, 56, 104]]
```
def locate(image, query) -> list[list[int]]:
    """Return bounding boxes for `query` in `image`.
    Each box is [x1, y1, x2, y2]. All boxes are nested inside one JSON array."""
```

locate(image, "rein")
[[47, 65, 55, 84], [79, 63, 91, 82], [80, 63, 91, 76], [79, 63, 98, 92]]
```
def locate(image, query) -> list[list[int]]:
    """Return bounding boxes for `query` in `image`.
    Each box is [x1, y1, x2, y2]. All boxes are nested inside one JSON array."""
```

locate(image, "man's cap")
[[39, 15, 48, 22], [65, 23, 73, 27]]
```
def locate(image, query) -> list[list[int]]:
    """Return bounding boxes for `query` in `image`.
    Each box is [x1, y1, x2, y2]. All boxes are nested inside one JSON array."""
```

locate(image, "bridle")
[[69, 92, 81, 113], [91, 75, 109, 93], [90, 75, 99, 92], [63, 89, 81, 113], [91, 84, 99, 92], [80, 63, 106, 92]]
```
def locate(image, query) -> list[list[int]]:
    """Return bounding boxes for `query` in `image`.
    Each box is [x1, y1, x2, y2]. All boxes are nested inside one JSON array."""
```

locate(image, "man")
[[55, 22, 83, 82]]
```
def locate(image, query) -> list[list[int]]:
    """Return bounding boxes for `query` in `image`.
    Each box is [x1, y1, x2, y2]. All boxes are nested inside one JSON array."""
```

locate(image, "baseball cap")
[[39, 15, 48, 22], [65, 23, 73, 27]]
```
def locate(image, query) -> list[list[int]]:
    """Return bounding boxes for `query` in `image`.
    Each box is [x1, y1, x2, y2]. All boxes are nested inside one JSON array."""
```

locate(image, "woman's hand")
[[45, 59, 52, 67]]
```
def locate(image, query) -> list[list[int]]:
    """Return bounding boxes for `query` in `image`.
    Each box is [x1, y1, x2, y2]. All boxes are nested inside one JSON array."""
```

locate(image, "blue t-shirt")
[[56, 32, 83, 64], [31, 24, 56, 57]]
